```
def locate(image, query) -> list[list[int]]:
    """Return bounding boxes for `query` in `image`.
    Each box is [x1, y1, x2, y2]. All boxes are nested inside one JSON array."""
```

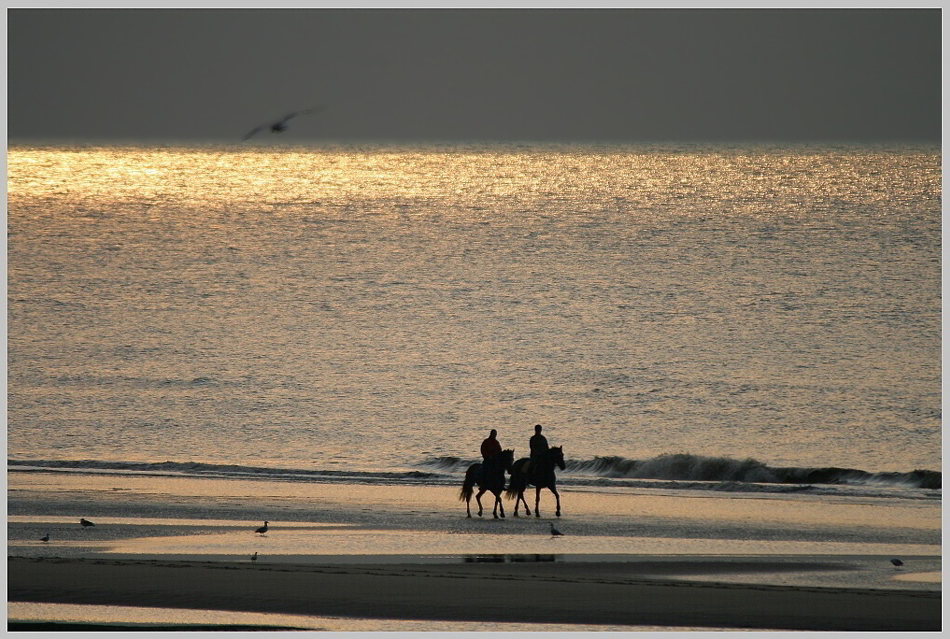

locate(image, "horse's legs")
[[534, 486, 542, 518], [518, 491, 531, 516], [475, 488, 486, 517], [463, 475, 473, 518], [552, 486, 561, 517], [494, 491, 505, 519]]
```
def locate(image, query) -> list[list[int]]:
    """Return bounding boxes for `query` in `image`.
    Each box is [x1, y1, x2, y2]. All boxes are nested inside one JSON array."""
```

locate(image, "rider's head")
[[489, 429, 497, 438], [535, 424, 542, 434]]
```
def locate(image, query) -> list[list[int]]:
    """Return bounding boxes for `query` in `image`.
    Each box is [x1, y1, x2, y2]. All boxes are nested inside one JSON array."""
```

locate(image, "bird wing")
[[243, 106, 324, 140], [298, 105, 325, 116], [283, 106, 325, 123], [241, 125, 266, 141]]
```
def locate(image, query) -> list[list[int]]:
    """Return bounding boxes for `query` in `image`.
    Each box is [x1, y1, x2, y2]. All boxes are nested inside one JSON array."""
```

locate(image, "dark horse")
[[505, 446, 565, 518], [459, 449, 515, 519]]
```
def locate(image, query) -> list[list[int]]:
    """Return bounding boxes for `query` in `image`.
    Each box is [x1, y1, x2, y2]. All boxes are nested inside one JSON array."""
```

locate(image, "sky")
[[7, 8, 942, 144]]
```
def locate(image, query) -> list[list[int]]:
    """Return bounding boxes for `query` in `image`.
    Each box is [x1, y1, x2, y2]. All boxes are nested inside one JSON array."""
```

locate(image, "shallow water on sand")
[[9, 472, 940, 591], [8, 602, 755, 632], [9, 472, 939, 631]]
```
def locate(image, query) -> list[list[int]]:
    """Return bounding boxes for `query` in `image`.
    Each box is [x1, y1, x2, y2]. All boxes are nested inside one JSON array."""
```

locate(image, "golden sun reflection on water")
[[10, 145, 935, 219]]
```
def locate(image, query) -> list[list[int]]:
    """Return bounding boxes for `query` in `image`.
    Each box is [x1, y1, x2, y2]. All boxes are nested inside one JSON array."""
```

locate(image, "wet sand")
[[7, 555, 941, 631], [9, 471, 941, 630]]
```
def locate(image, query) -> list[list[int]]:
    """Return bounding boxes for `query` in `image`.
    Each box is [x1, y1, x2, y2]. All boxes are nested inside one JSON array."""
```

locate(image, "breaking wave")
[[9, 452, 940, 497], [421, 452, 941, 491], [566, 453, 941, 490], [6, 459, 442, 484]]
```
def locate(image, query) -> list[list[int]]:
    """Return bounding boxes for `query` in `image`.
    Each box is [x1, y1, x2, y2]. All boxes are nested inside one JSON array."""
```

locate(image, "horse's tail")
[[505, 470, 526, 500], [459, 467, 476, 502], [459, 480, 473, 502]]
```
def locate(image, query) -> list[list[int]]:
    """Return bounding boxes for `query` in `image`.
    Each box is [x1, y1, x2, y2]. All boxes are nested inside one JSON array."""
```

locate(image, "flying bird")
[[40, 533, 50, 543], [549, 522, 563, 537], [255, 521, 269, 535], [890, 558, 904, 568], [80, 518, 95, 528], [242, 107, 324, 141]]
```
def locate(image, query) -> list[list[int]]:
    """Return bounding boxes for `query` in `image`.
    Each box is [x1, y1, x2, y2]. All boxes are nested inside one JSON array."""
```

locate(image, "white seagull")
[[242, 107, 324, 141], [255, 521, 269, 536], [549, 522, 564, 537]]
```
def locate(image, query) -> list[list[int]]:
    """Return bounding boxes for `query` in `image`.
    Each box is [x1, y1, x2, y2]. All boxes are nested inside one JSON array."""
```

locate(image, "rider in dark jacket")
[[528, 424, 548, 474], [480, 429, 503, 482], [481, 429, 502, 461]]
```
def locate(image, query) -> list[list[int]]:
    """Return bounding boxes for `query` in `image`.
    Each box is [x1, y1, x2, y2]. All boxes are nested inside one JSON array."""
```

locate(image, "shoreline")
[[8, 556, 942, 631], [9, 472, 941, 630]]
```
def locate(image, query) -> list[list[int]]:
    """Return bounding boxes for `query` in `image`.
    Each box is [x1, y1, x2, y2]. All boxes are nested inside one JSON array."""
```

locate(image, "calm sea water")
[[7, 143, 941, 497]]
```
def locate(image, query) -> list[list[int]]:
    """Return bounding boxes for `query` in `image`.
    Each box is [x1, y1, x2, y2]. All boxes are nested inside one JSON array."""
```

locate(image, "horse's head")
[[500, 449, 515, 472], [550, 445, 566, 471]]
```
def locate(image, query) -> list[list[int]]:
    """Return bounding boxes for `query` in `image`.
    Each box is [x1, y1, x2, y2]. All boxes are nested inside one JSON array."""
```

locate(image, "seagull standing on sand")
[[255, 521, 269, 536], [242, 107, 324, 141], [550, 522, 563, 537], [40, 533, 50, 543], [80, 518, 95, 528], [891, 558, 904, 568]]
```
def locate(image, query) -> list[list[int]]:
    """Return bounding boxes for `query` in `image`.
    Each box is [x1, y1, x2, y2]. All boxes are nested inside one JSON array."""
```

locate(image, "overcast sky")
[[8, 8, 942, 144]]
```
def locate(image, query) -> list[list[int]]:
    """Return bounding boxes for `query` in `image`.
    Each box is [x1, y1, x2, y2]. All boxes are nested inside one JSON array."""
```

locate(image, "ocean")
[[7, 142, 941, 629], [8, 142, 940, 496]]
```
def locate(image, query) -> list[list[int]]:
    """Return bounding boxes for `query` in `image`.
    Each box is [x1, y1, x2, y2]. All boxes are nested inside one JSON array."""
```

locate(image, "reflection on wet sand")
[[464, 553, 557, 563]]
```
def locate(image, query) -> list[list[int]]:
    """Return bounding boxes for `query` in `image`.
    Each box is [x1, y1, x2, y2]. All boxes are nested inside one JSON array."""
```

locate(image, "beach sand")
[[7, 555, 941, 631], [8, 472, 941, 631]]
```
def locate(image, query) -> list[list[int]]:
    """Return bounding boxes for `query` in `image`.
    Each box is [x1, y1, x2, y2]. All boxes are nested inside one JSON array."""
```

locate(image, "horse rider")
[[480, 429, 503, 481], [527, 424, 549, 476]]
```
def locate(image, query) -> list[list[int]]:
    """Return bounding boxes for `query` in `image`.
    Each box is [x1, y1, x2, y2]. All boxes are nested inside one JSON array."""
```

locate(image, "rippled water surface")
[[8, 143, 941, 478]]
